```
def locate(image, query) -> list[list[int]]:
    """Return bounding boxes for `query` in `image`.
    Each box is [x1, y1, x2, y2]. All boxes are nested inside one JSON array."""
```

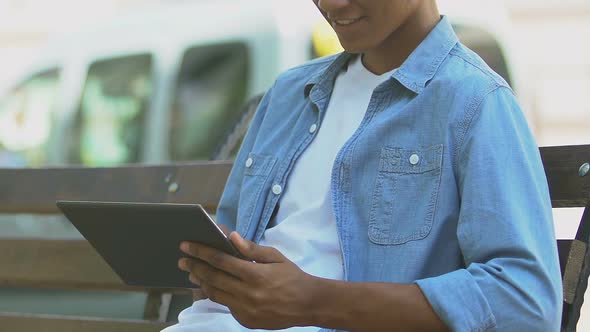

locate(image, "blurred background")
[[0, 0, 588, 329]]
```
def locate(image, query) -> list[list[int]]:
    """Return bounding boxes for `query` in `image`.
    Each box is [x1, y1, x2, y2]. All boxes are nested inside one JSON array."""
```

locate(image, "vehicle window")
[[169, 42, 249, 161], [69, 54, 152, 166], [0, 69, 60, 167], [211, 93, 263, 161]]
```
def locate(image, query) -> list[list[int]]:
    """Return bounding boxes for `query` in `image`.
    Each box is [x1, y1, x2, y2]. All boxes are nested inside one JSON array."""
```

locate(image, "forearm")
[[305, 277, 450, 332]]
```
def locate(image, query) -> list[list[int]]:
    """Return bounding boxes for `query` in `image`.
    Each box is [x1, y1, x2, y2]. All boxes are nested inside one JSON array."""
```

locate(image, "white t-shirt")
[[163, 55, 395, 332]]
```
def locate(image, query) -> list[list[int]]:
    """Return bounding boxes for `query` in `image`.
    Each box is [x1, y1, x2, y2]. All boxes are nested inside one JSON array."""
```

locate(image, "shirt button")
[[245, 158, 253, 168], [409, 154, 420, 165], [272, 184, 283, 195], [309, 123, 318, 134]]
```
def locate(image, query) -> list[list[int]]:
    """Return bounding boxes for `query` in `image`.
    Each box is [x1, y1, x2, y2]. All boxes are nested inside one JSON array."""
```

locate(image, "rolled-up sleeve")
[[416, 86, 563, 331]]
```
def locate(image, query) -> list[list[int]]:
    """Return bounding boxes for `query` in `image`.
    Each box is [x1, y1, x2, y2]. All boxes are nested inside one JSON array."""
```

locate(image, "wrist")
[[303, 276, 352, 329], [304, 276, 325, 327], [293, 275, 324, 327]]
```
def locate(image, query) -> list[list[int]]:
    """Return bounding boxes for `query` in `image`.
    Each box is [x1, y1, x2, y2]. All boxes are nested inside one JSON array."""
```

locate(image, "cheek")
[[371, 17, 394, 38]]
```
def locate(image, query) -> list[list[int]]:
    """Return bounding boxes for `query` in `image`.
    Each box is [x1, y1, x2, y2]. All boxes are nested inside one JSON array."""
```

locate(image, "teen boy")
[[167, 1, 562, 331]]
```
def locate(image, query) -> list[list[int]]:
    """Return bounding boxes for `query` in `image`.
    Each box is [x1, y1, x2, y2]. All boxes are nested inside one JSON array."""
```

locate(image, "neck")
[[362, 3, 441, 75]]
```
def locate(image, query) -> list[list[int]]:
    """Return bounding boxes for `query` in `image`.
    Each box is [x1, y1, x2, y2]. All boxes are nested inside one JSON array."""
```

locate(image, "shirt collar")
[[305, 16, 458, 97], [392, 16, 458, 94], [304, 52, 352, 101]]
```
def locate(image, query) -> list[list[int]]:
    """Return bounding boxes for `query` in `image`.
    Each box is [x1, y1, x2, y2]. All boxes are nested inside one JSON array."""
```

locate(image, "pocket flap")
[[379, 144, 443, 174]]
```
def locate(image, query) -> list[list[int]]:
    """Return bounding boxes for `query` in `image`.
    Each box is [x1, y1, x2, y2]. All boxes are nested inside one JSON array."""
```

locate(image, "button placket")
[[254, 101, 320, 242], [272, 184, 283, 195], [309, 123, 318, 134]]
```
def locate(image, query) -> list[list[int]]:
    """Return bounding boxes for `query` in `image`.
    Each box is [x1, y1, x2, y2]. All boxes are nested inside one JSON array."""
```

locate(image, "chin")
[[339, 41, 370, 54], [337, 36, 376, 54]]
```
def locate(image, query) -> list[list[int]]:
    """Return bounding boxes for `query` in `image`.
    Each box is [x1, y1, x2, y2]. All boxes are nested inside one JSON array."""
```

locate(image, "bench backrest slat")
[[0, 162, 232, 214], [0, 239, 186, 293]]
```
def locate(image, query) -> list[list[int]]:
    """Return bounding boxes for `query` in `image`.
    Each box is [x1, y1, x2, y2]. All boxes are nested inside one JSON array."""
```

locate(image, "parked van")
[[0, 0, 517, 169]]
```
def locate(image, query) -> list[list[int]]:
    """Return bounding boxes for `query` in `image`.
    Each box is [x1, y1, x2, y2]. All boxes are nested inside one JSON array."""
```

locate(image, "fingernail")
[[180, 242, 188, 251], [190, 275, 200, 285]]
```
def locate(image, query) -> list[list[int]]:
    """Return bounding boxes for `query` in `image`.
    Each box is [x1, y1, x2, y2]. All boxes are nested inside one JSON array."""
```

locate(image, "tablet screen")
[[57, 200, 240, 289]]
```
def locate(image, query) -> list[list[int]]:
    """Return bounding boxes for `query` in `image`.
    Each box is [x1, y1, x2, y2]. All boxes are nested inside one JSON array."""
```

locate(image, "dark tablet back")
[[56, 201, 239, 289]]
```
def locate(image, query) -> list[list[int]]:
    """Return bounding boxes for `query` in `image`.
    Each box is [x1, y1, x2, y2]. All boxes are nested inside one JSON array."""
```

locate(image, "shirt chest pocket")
[[236, 153, 277, 236], [368, 144, 444, 245]]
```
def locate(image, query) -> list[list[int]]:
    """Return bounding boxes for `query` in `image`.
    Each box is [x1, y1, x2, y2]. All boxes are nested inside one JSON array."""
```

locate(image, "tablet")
[[56, 200, 241, 289]]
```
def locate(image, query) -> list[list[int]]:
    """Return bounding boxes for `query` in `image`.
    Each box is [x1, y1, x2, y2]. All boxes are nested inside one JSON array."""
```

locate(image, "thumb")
[[229, 232, 284, 263]]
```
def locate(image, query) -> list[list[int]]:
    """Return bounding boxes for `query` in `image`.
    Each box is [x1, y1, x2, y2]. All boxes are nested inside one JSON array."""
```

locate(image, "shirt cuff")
[[416, 269, 497, 332]]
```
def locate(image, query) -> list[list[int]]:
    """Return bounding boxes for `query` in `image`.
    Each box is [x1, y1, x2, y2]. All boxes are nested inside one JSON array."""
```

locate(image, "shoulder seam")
[[453, 83, 506, 175], [448, 48, 510, 90]]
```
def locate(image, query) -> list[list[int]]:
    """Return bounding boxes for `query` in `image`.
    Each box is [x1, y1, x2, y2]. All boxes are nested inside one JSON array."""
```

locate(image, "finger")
[[189, 260, 244, 295], [180, 242, 257, 280], [229, 232, 285, 263], [188, 270, 201, 286], [178, 257, 193, 272], [200, 282, 237, 307]]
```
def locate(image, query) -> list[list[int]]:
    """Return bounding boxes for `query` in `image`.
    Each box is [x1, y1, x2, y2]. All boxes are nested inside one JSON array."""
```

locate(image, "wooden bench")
[[0, 145, 588, 331], [0, 161, 232, 331]]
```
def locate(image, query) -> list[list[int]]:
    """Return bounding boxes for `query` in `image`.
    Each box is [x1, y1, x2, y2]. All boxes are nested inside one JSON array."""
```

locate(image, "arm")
[[307, 278, 449, 331], [416, 86, 563, 331]]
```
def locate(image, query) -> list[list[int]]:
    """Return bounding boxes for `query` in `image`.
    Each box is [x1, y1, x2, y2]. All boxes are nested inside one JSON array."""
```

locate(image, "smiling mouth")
[[332, 17, 363, 27]]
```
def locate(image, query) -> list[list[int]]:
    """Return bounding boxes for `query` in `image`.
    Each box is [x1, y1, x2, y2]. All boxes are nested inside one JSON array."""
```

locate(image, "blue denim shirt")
[[216, 17, 562, 332]]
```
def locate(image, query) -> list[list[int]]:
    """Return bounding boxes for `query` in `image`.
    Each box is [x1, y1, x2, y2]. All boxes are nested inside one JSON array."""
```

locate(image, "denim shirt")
[[216, 17, 562, 332]]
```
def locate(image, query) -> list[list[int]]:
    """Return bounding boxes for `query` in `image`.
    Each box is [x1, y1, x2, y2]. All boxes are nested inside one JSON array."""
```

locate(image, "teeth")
[[334, 18, 360, 26]]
